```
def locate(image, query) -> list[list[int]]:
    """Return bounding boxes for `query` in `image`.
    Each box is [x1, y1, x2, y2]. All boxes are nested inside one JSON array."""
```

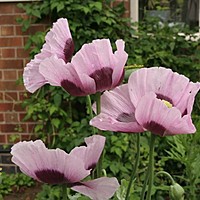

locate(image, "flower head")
[[23, 18, 74, 93], [39, 39, 128, 96], [11, 135, 119, 200], [90, 67, 200, 136]]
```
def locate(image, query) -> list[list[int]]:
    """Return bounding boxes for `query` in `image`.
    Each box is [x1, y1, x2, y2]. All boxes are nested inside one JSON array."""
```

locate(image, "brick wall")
[[0, 0, 130, 173], [0, 2, 49, 172]]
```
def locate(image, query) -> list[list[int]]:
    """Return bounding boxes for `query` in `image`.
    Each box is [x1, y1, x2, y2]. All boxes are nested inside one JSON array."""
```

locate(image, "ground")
[[4, 183, 42, 200]]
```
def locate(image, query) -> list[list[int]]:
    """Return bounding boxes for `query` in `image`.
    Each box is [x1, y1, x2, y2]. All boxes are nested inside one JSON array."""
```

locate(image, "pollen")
[[162, 100, 173, 108]]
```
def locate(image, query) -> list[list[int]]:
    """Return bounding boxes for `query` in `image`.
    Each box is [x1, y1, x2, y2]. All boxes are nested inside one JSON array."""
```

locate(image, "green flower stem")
[[96, 92, 101, 115], [140, 165, 150, 200], [95, 92, 103, 178], [86, 95, 96, 135], [62, 185, 69, 200], [125, 134, 141, 200], [146, 134, 156, 200], [156, 171, 175, 185]]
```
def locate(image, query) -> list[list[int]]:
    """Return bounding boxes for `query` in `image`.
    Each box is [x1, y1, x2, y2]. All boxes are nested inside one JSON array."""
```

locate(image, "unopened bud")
[[169, 183, 184, 200]]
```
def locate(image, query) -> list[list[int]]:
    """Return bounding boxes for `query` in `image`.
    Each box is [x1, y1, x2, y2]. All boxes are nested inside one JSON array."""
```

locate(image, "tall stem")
[[96, 92, 102, 178], [96, 92, 101, 115], [86, 95, 96, 135], [62, 185, 69, 200], [146, 134, 156, 200], [125, 134, 140, 200]]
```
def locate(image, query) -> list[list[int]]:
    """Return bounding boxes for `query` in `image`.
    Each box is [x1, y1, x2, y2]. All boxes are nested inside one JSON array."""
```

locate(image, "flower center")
[[162, 100, 173, 108]]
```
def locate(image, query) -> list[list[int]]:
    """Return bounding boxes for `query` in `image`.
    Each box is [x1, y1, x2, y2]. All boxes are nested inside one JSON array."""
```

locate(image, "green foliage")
[[0, 172, 34, 198]]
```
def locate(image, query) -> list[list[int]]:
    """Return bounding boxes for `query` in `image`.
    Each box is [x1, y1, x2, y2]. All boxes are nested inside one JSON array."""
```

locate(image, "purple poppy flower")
[[39, 38, 128, 96], [11, 135, 119, 200], [23, 18, 74, 93], [90, 67, 200, 136]]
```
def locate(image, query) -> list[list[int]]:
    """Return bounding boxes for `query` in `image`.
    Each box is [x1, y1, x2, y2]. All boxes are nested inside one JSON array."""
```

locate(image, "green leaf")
[[52, 118, 60, 129]]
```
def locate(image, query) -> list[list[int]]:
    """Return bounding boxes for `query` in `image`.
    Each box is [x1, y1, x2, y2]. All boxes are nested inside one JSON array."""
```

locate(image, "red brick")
[[0, 113, 4, 122], [28, 123, 36, 133], [17, 69, 24, 79], [0, 81, 24, 91], [14, 103, 25, 112], [5, 92, 18, 101], [1, 48, 15, 58], [3, 70, 17, 80], [0, 124, 16, 132], [1, 26, 14, 36], [5, 112, 19, 123], [0, 3, 14, 14], [0, 92, 4, 100], [0, 135, 6, 143], [21, 134, 31, 141], [0, 103, 13, 111], [0, 15, 19, 25], [0, 71, 2, 79], [0, 37, 23, 47], [16, 48, 30, 58], [14, 4, 26, 14], [0, 60, 23, 69]]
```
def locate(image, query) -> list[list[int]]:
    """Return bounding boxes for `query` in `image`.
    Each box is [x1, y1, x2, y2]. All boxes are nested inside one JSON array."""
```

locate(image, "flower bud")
[[169, 183, 184, 200]]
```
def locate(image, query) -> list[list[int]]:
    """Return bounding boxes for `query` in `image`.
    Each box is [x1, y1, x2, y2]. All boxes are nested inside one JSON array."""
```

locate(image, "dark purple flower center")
[[61, 80, 85, 96], [89, 67, 113, 92], [35, 169, 68, 184], [117, 112, 136, 122], [144, 121, 166, 136], [64, 38, 74, 63], [156, 93, 173, 105]]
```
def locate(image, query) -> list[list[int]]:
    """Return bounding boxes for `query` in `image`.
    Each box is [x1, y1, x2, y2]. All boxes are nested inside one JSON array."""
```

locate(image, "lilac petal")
[[71, 177, 120, 200], [128, 67, 190, 107], [112, 39, 128, 87], [23, 60, 48, 93], [71, 39, 112, 74], [135, 92, 196, 136], [44, 18, 74, 62], [23, 18, 73, 93], [175, 82, 200, 115], [39, 56, 96, 96], [71, 39, 127, 92], [70, 135, 105, 170], [11, 140, 90, 184], [90, 84, 144, 133]]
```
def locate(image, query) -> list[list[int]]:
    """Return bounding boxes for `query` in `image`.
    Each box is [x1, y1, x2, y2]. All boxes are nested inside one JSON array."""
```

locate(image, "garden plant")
[[3, 0, 200, 200]]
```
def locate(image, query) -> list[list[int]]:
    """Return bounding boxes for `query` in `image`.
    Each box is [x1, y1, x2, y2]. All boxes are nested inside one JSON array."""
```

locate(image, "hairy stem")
[[125, 133, 141, 200]]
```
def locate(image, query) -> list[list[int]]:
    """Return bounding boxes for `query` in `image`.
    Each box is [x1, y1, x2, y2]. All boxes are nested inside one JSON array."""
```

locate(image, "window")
[[131, 0, 200, 29]]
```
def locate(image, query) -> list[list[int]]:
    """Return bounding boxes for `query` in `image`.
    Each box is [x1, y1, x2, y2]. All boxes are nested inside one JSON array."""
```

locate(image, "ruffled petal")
[[128, 67, 191, 107], [175, 82, 200, 115], [112, 39, 128, 87], [70, 135, 105, 170], [90, 113, 144, 133], [23, 58, 47, 93], [39, 56, 71, 86], [135, 92, 196, 136], [23, 18, 73, 92], [39, 56, 96, 96], [45, 18, 74, 62], [71, 39, 127, 92], [90, 84, 144, 132], [71, 177, 120, 200], [11, 140, 90, 184]]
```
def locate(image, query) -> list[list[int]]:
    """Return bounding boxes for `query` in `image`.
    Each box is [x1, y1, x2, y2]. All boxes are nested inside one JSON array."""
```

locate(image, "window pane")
[[139, 0, 199, 28]]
